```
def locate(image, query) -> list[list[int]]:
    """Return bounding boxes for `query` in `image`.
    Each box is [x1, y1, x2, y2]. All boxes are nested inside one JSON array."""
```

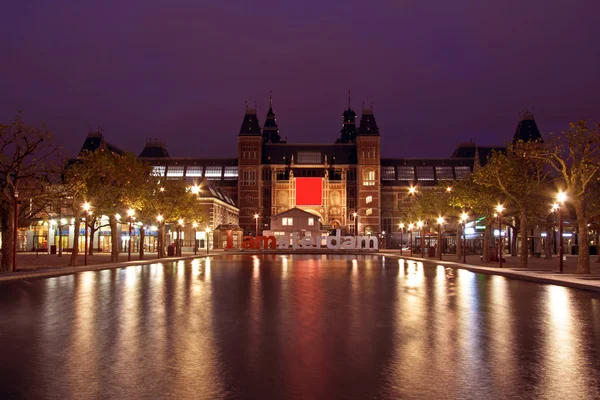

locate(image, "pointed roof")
[[337, 90, 358, 143], [139, 139, 170, 158], [239, 103, 261, 136], [357, 103, 380, 136], [79, 129, 124, 155], [262, 91, 283, 143], [513, 111, 543, 143]]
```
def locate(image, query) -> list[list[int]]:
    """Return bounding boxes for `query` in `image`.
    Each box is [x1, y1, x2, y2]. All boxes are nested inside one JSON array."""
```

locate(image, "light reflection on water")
[[0, 255, 599, 399]]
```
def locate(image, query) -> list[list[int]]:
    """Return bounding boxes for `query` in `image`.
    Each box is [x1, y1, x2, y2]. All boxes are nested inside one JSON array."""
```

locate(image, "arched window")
[[362, 168, 375, 186]]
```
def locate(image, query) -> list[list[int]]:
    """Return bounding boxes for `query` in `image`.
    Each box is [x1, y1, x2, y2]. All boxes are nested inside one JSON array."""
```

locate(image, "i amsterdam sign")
[[226, 229, 379, 251]]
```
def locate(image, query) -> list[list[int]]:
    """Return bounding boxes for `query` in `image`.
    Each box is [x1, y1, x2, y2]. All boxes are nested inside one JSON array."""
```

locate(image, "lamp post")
[[127, 209, 135, 261], [496, 204, 504, 268], [193, 222, 198, 255], [437, 216, 444, 260], [254, 213, 259, 238], [408, 223, 413, 257], [461, 212, 468, 264], [417, 221, 424, 257], [353, 212, 358, 238], [13, 190, 18, 272], [177, 219, 184, 257], [206, 227, 211, 255], [399, 223, 405, 256], [556, 191, 567, 273], [156, 215, 163, 258]]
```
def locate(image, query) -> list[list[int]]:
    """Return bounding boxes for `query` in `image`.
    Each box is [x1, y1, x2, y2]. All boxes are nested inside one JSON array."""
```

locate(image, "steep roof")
[[79, 131, 124, 155], [262, 143, 357, 165], [262, 91, 283, 143], [513, 111, 543, 143], [239, 106, 261, 136], [357, 106, 379, 136], [139, 139, 170, 158]]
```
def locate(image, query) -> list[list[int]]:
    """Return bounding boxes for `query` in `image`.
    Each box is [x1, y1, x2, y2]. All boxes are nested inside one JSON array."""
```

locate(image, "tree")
[[66, 150, 152, 262], [533, 121, 600, 274], [449, 175, 502, 263], [0, 112, 60, 271], [474, 141, 550, 269]]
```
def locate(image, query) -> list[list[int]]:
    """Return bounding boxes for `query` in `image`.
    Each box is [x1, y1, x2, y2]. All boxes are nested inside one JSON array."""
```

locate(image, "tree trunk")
[[482, 213, 493, 262], [544, 214, 553, 260], [109, 215, 120, 262], [89, 221, 97, 256], [0, 200, 14, 272], [139, 226, 145, 260], [511, 225, 518, 256], [70, 213, 81, 266], [573, 197, 591, 274], [158, 223, 165, 258], [456, 223, 463, 262], [519, 208, 528, 269]]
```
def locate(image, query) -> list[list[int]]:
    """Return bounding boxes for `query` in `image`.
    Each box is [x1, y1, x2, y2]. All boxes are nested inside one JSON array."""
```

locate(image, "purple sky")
[[2, 0, 599, 159]]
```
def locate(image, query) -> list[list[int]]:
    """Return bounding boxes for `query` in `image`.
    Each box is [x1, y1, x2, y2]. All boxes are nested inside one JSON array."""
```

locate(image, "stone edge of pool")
[[1, 251, 600, 293]]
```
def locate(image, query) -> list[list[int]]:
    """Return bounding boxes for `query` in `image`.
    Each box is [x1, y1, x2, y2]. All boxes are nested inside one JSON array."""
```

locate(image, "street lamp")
[[417, 220, 424, 258], [254, 213, 259, 238], [408, 223, 414, 257], [193, 222, 198, 255], [399, 223, 405, 256], [496, 204, 504, 268], [408, 186, 417, 195], [127, 208, 135, 261], [353, 212, 358, 237], [460, 212, 468, 264], [556, 191, 567, 273], [82, 202, 91, 266], [205, 227, 211, 255], [437, 216, 445, 260]]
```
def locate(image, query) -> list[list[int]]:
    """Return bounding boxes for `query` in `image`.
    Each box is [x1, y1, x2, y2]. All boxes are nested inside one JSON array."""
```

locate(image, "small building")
[[266, 207, 324, 238]]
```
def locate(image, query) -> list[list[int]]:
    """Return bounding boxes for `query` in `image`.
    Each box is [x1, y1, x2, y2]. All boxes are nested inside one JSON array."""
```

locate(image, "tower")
[[337, 90, 357, 143], [238, 104, 263, 234], [262, 91, 283, 143], [513, 110, 543, 143], [355, 103, 381, 235]]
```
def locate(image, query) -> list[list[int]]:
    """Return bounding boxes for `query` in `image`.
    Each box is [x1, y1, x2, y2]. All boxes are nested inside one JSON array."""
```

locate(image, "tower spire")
[[348, 90, 351, 109], [269, 90, 273, 108], [262, 91, 282, 143]]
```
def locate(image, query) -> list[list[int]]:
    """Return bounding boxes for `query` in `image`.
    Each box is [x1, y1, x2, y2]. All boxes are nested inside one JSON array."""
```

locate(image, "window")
[[185, 166, 203, 177], [297, 152, 321, 164], [381, 166, 395, 180], [242, 170, 256, 186], [435, 166, 454, 180], [348, 199, 356, 210], [454, 166, 471, 179], [347, 170, 356, 181], [205, 166, 222, 180], [366, 195, 372, 204], [224, 166, 238, 180], [416, 166, 434, 181], [366, 208, 373, 216], [362, 169, 375, 186], [166, 165, 184, 178], [152, 166, 166, 177], [282, 217, 294, 226], [397, 166, 415, 181], [308, 218, 314, 226]]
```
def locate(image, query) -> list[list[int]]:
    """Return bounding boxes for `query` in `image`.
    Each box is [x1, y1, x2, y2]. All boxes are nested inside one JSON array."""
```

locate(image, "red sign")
[[295, 177, 323, 206]]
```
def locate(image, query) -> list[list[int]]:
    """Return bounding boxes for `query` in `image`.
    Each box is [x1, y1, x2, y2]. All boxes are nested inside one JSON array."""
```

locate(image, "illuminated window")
[[381, 166, 395, 180], [416, 166, 435, 181], [397, 166, 415, 181], [166, 165, 184, 179], [205, 166, 223, 180], [185, 166, 203, 177], [308, 218, 314, 226], [282, 217, 294, 226], [366, 208, 373, 216], [435, 166, 454, 180], [153, 166, 166, 177], [454, 166, 471, 179], [362, 169, 375, 186], [366, 196, 372, 204], [224, 166, 238, 180]]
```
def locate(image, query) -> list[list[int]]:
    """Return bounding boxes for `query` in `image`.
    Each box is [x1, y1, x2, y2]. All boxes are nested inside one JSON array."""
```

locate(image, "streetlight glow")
[[417, 221, 424, 228], [461, 212, 468, 222], [399, 223, 405, 229], [156, 215, 163, 222], [128, 208, 135, 217], [446, 187, 452, 193], [437, 216, 445, 225], [408, 186, 417, 195], [192, 222, 198, 228], [557, 191, 567, 203], [178, 218, 184, 226], [496, 204, 504, 214], [83, 202, 91, 211]]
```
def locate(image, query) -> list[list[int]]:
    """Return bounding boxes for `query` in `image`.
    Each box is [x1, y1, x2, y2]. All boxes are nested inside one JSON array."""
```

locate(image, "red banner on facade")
[[295, 178, 323, 206]]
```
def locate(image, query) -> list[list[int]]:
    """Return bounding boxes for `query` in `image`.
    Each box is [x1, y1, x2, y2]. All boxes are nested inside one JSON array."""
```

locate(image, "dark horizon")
[[2, 0, 599, 158]]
